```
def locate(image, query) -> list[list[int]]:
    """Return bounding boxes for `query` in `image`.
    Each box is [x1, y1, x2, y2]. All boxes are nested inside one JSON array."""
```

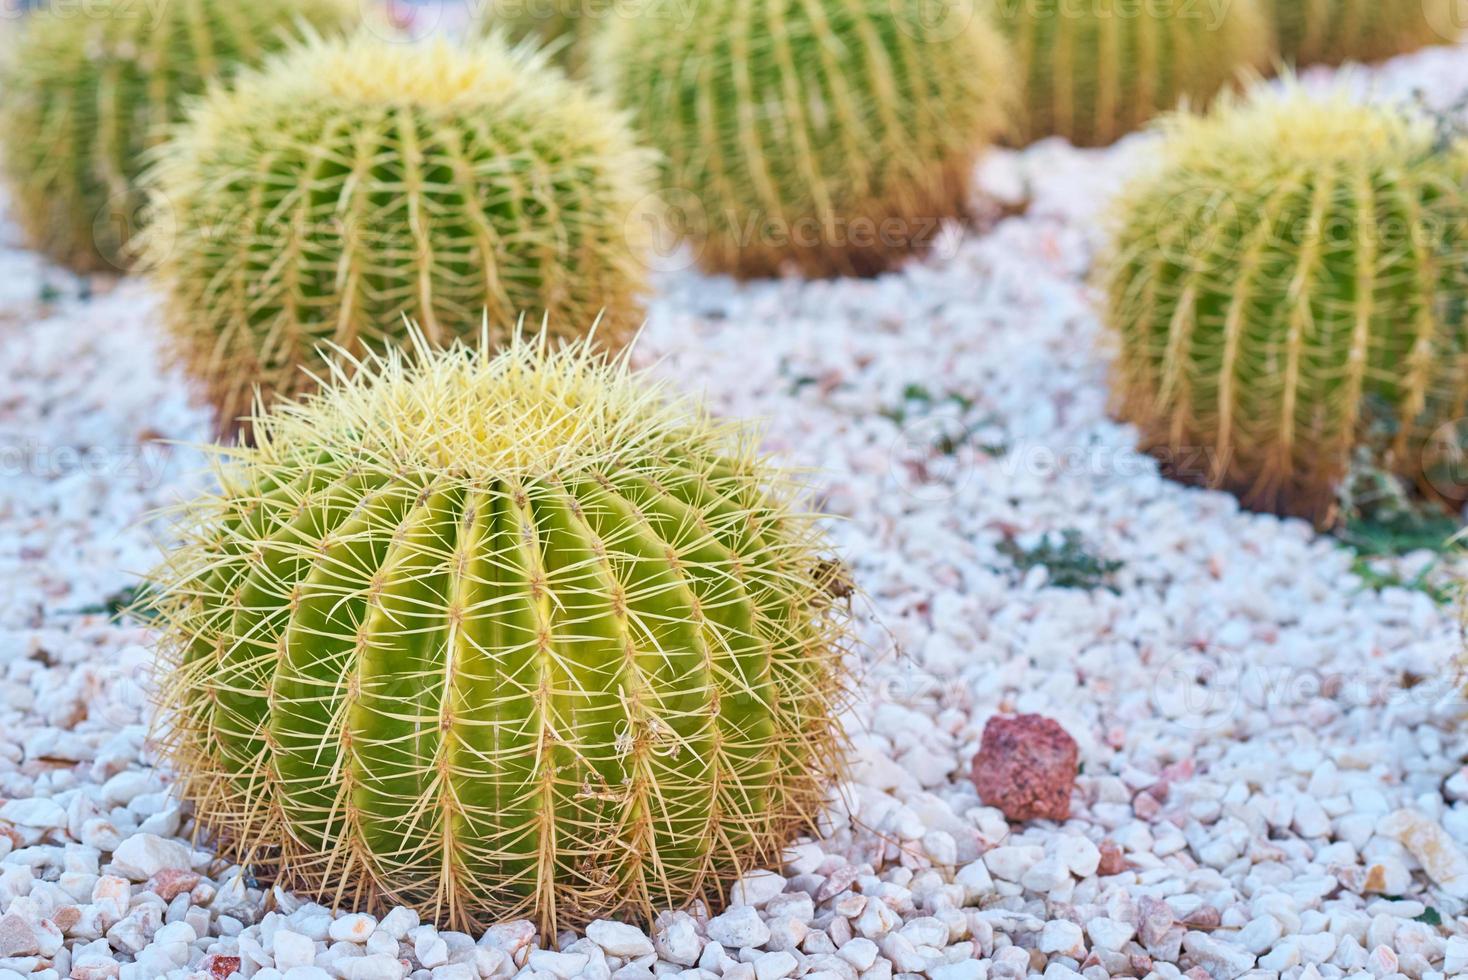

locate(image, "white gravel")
[[1, 36, 1467, 980]]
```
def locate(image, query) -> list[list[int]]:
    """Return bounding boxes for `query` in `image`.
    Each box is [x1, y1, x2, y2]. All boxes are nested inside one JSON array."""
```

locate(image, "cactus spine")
[[1104, 88, 1468, 524], [147, 332, 850, 932], [600, 0, 1011, 278], [1264, 0, 1459, 67], [141, 33, 654, 433], [0, 0, 353, 271], [988, 0, 1272, 147]]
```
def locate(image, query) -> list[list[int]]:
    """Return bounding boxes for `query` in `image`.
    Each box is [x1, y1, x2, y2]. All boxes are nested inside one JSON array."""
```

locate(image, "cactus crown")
[[1265, 0, 1458, 67], [988, 0, 1271, 147], [1104, 85, 1468, 524], [600, 0, 1011, 278], [148, 330, 850, 932], [142, 32, 654, 434], [0, 0, 353, 271]]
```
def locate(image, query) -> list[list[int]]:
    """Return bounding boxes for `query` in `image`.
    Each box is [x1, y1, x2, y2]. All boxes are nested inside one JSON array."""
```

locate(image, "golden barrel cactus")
[[1263, 0, 1461, 67], [146, 332, 851, 932], [988, 0, 1272, 147], [1105, 88, 1468, 524], [600, 0, 1011, 278], [141, 33, 655, 433], [0, 0, 354, 271]]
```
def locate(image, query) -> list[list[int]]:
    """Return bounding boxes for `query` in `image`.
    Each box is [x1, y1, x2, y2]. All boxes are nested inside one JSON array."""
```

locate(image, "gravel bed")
[[1, 40, 1467, 980]]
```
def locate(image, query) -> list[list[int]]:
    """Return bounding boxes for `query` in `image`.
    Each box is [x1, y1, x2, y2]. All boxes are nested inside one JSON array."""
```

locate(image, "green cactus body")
[[149, 334, 849, 932], [0, 0, 353, 272], [599, 0, 1011, 279], [142, 33, 655, 434], [1105, 89, 1468, 524], [988, 0, 1271, 147], [1265, 0, 1459, 67]]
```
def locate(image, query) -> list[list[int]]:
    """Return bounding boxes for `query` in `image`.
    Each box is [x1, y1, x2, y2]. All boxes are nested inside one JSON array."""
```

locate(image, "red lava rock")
[[203, 954, 241, 979], [1097, 838, 1129, 876], [147, 868, 201, 901], [969, 713, 1078, 822]]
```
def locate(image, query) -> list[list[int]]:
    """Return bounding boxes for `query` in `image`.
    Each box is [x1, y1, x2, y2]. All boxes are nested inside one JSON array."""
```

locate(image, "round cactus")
[[0, 0, 354, 272], [146, 331, 850, 932], [1263, 0, 1459, 67], [599, 0, 1011, 278], [988, 0, 1271, 147], [141, 32, 655, 433], [1104, 88, 1468, 525]]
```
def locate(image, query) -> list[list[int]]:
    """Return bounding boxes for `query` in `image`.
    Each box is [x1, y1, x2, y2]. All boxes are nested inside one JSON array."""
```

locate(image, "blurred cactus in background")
[[141, 32, 654, 433], [1105, 87, 1468, 525], [0, 0, 355, 271], [988, 0, 1272, 147], [601, 0, 1011, 279], [1263, 0, 1460, 67]]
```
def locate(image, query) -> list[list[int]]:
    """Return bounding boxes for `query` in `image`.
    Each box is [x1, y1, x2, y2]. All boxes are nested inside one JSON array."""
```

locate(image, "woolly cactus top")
[[168, 32, 634, 153], [250, 327, 727, 481], [1154, 88, 1435, 171], [270, 36, 527, 107]]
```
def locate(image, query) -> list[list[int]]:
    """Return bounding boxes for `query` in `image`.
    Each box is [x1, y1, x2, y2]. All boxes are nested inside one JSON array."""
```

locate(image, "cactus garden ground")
[[3, 34, 1468, 980]]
